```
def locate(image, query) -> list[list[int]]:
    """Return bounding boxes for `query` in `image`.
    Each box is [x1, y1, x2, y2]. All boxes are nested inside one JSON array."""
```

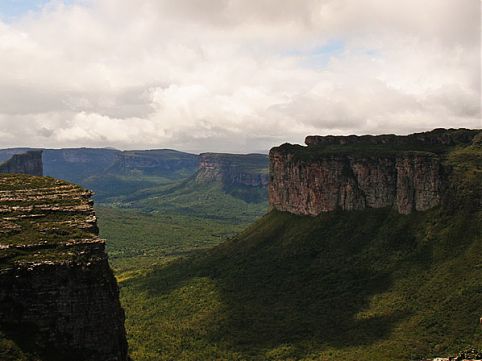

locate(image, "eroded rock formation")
[[269, 129, 479, 216], [196, 153, 269, 187], [0, 150, 43, 176], [0, 174, 129, 361]]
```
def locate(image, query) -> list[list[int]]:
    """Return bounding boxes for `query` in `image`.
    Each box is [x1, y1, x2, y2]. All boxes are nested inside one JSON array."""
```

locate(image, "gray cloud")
[[0, 0, 480, 153]]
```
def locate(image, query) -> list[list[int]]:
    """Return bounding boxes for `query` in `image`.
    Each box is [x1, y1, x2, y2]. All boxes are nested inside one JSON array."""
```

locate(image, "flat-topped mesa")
[[305, 128, 479, 147], [196, 153, 269, 187], [0, 174, 129, 361], [0, 150, 43, 176], [269, 128, 481, 216]]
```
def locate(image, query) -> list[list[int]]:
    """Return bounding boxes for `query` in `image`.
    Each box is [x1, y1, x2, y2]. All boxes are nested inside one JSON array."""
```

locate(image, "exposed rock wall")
[[0, 174, 129, 361], [269, 151, 442, 215], [0, 150, 43, 176], [267, 129, 478, 216], [196, 153, 269, 187]]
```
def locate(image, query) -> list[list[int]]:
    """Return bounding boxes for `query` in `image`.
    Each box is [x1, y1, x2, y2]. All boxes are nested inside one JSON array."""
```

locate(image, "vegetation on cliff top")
[[103, 144, 481, 361], [273, 129, 481, 162], [0, 174, 98, 267]]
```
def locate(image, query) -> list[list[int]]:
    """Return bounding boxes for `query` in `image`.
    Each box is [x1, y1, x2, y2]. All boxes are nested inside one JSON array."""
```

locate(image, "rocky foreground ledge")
[[0, 174, 129, 361]]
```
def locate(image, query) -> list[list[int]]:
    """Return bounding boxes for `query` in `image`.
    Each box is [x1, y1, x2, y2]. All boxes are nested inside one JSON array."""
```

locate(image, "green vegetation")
[[112, 206, 481, 361], [1, 136, 480, 361], [98, 145, 481, 361], [103, 180, 268, 223], [275, 129, 481, 161], [0, 174, 97, 266], [98, 207, 250, 273]]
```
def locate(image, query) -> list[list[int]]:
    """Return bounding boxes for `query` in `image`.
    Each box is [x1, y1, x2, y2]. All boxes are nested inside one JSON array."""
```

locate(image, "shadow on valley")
[[124, 209, 436, 358]]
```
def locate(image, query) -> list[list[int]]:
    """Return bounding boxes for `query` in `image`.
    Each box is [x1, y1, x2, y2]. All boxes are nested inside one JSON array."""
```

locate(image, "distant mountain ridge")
[[0, 147, 270, 218], [0, 150, 43, 176], [0, 147, 201, 201]]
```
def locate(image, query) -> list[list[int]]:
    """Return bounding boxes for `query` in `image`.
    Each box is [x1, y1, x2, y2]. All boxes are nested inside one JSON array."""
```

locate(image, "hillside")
[[112, 153, 269, 222], [112, 129, 481, 361]]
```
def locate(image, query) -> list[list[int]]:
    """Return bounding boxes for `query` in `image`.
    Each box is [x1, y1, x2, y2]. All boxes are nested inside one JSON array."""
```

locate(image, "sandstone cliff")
[[0, 174, 129, 361], [0, 150, 43, 176], [195, 153, 269, 187], [269, 129, 479, 216]]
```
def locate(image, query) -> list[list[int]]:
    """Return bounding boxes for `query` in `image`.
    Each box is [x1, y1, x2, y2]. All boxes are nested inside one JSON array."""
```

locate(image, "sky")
[[0, 0, 480, 153]]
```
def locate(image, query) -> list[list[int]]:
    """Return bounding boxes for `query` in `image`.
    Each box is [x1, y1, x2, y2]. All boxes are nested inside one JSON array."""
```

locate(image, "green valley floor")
[[100, 205, 481, 361]]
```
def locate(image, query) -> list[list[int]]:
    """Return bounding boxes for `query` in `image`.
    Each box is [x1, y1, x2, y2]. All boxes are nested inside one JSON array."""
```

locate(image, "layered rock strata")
[[0, 174, 129, 361], [196, 153, 269, 187], [0, 150, 43, 176], [269, 151, 442, 215], [269, 129, 479, 216]]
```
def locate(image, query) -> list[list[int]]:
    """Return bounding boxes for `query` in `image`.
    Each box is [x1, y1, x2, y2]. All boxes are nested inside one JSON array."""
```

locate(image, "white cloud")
[[0, 0, 480, 153]]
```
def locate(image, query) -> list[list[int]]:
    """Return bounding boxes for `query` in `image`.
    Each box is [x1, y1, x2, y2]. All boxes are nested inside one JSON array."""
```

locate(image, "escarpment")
[[269, 128, 480, 216], [0, 150, 43, 176], [107, 149, 199, 178], [0, 174, 129, 361], [196, 153, 269, 187]]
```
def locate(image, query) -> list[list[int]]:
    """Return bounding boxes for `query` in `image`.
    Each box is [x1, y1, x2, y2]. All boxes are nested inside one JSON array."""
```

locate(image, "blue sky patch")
[[0, 0, 76, 21]]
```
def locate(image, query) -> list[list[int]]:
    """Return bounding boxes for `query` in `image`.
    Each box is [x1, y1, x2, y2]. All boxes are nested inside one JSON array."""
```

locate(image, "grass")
[[99, 144, 481, 361], [0, 174, 98, 266], [115, 206, 481, 361], [97, 207, 250, 273], [107, 180, 268, 223], [1, 138, 480, 361]]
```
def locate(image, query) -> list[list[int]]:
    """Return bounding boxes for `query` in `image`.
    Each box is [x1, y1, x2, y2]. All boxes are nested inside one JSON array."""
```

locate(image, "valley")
[[0, 128, 480, 361]]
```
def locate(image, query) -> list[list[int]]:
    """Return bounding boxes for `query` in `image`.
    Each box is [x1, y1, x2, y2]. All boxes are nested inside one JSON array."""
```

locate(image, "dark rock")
[[0, 174, 129, 360], [0, 151, 43, 176], [195, 153, 269, 187], [305, 128, 479, 147]]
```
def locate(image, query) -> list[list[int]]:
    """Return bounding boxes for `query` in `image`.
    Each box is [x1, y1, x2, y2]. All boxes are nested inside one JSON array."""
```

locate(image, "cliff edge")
[[0, 174, 129, 361], [0, 150, 43, 176], [196, 153, 269, 187], [269, 128, 480, 215]]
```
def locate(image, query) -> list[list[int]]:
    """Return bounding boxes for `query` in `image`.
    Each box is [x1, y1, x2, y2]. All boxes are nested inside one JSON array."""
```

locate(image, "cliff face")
[[0, 150, 43, 176], [195, 153, 269, 187], [269, 129, 479, 216], [269, 151, 442, 215], [0, 174, 128, 361]]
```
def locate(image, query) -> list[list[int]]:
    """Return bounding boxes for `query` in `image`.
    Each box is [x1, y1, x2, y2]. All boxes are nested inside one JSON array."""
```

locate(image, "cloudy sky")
[[0, 0, 480, 153]]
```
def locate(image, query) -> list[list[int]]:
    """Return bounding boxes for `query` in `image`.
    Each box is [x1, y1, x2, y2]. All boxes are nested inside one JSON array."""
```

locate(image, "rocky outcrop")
[[0, 174, 129, 361], [269, 129, 479, 216], [269, 151, 442, 215], [0, 150, 43, 176], [195, 153, 269, 187]]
